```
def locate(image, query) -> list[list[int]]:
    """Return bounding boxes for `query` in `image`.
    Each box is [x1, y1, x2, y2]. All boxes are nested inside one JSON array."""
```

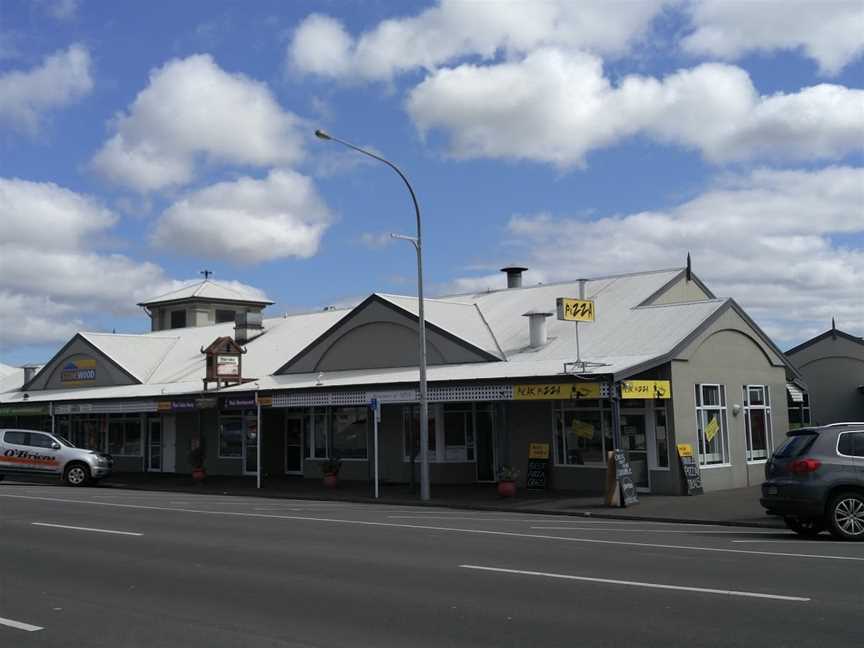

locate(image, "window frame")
[[743, 385, 773, 463], [401, 404, 479, 464], [694, 383, 731, 468], [553, 400, 612, 468], [837, 431, 864, 458]]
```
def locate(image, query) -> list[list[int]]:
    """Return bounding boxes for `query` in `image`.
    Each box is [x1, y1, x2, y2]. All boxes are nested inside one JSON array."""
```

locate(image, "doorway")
[[243, 416, 258, 475], [148, 416, 176, 473], [148, 418, 162, 472], [285, 415, 304, 475], [620, 412, 650, 492]]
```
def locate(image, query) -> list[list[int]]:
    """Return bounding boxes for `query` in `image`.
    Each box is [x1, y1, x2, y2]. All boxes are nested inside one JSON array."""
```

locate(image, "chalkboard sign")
[[526, 442, 550, 491], [676, 444, 704, 496], [613, 449, 639, 506]]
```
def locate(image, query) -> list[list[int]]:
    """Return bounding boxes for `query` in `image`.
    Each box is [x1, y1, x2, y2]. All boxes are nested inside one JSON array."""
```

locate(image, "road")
[[1, 482, 862, 647]]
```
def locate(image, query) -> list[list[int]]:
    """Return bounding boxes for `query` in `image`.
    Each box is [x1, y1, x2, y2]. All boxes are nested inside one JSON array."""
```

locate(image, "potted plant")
[[497, 465, 519, 498], [188, 444, 206, 483], [320, 458, 342, 488]]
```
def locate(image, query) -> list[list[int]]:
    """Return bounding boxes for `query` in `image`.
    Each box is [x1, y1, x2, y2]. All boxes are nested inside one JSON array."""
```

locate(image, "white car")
[[0, 428, 113, 486]]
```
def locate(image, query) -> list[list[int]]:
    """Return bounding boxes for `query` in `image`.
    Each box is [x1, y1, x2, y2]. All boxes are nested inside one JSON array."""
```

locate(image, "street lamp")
[[314, 128, 431, 501]]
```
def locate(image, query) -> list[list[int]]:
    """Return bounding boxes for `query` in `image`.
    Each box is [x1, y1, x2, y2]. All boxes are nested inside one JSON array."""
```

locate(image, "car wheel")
[[827, 492, 864, 541], [784, 517, 825, 537], [64, 463, 90, 487]]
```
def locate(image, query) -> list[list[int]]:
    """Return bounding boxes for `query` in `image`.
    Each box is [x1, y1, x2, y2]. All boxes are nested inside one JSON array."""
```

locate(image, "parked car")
[[0, 428, 112, 486], [761, 422, 864, 540]]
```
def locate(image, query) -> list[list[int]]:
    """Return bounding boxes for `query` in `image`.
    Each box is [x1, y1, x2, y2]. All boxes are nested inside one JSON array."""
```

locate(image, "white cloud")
[[288, 1, 667, 81], [0, 44, 92, 134], [39, 0, 80, 21], [91, 54, 306, 192], [407, 49, 864, 166], [682, 0, 864, 76], [453, 166, 864, 345], [152, 169, 332, 264]]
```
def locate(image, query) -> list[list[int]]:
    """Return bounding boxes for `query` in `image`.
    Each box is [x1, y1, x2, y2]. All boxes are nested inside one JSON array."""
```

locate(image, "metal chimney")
[[501, 265, 528, 289], [523, 311, 552, 348], [22, 364, 40, 385], [234, 311, 264, 345]]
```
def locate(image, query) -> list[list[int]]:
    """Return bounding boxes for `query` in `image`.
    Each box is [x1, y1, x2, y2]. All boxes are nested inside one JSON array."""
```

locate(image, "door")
[[148, 418, 162, 472], [244, 416, 258, 475], [475, 405, 496, 482], [620, 413, 650, 491], [21, 431, 61, 474], [285, 415, 304, 474]]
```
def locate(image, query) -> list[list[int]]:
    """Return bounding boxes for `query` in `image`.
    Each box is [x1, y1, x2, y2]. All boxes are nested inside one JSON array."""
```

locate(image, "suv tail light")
[[790, 458, 821, 474]]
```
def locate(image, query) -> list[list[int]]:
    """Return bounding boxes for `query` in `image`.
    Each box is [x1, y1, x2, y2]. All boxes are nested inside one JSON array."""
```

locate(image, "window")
[[402, 405, 478, 463], [69, 417, 106, 452], [553, 402, 612, 466], [27, 432, 55, 448], [108, 415, 142, 456], [331, 407, 368, 459], [170, 309, 186, 329], [838, 432, 864, 457], [215, 309, 236, 324], [219, 417, 244, 457], [654, 405, 670, 468], [743, 385, 773, 462], [4, 430, 29, 445], [305, 408, 329, 459], [788, 391, 811, 429], [442, 404, 475, 462], [695, 384, 729, 466]]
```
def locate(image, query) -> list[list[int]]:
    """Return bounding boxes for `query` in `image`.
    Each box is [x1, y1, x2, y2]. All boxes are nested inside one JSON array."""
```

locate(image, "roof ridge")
[[635, 298, 724, 310], [376, 292, 476, 306]]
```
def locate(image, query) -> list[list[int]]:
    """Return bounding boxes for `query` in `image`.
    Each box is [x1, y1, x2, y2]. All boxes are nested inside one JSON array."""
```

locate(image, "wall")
[[27, 336, 136, 391], [671, 308, 789, 492]]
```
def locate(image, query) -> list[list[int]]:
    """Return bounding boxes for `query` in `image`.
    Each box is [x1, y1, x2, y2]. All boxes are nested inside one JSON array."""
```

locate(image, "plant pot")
[[323, 473, 338, 489], [497, 480, 516, 498], [191, 467, 206, 482]]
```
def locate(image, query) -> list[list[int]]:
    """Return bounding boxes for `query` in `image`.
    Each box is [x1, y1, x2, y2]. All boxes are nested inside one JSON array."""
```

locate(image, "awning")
[[786, 383, 805, 403]]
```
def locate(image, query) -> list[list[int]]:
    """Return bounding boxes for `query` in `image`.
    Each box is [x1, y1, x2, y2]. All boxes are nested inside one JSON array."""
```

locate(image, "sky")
[[0, 0, 862, 367]]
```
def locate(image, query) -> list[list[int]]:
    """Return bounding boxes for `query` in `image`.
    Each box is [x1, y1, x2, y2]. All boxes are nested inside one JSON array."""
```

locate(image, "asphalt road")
[[1, 482, 862, 648]]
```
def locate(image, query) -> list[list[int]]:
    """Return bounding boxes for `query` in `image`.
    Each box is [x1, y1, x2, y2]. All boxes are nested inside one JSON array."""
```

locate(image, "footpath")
[[98, 473, 782, 529]]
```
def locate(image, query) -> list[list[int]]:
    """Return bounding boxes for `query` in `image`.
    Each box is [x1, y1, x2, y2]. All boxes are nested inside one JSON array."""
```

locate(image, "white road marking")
[[32, 522, 142, 537], [531, 526, 781, 535], [3, 494, 861, 562], [732, 540, 851, 545], [459, 565, 811, 602], [0, 616, 43, 632]]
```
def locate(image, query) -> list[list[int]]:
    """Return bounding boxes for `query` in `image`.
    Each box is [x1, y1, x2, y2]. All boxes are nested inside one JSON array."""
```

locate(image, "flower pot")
[[323, 473, 338, 489], [497, 480, 516, 498], [192, 467, 206, 482]]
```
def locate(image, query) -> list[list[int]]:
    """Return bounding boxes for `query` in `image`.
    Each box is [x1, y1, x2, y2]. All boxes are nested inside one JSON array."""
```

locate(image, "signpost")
[[676, 444, 704, 495], [526, 443, 550, 491], [370, 397, 381, 498]]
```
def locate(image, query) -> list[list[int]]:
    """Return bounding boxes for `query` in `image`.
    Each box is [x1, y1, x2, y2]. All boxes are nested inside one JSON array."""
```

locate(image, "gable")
[[638, 270, 715, 307], [278, 295, 498, 374], [24, 335, 140, 391], [786, 330, 864, 368]]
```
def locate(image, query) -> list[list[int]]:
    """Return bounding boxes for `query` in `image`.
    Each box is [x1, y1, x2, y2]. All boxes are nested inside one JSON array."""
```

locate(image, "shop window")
[[331, 407, 368, 459], [305, 408, 329, 459], [401, 404, 480, 463], [215, 309, 236, 324], [402, 406, 438, 462], [108, 415, 142, 456], [170, 310, 187, 329], [219, 416, 244, 458], [553, 402, 612, 466], [70, 417, 106, 452], [695, 384, 729, 466], [744, 385, 773, 462], [442, 404, 475, 462]]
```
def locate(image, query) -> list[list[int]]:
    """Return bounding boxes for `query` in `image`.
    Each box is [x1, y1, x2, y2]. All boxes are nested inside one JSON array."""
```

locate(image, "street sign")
[[621, 380, 671, 399], [556, 297, 595, 322]]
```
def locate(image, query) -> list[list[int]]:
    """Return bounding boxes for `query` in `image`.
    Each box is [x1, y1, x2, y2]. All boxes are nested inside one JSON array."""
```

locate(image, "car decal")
[[1, 449, 59, 467]]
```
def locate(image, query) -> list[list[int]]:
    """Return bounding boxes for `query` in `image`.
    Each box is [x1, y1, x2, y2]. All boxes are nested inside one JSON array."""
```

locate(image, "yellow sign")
[[572, 383, 602, 399], [572, 420, 595, 440], [529, 443, 550, 459], [621, 380, 671, 399], [515, 384, 571, 400], [556, 297, 595, 322], [704, 416, 720, 443], [256, 395, 273, 407], [677, 443, 694, 458]]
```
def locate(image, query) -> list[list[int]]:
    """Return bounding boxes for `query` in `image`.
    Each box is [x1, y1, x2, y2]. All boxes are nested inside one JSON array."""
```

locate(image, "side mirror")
[[51, 443, 61, 450]]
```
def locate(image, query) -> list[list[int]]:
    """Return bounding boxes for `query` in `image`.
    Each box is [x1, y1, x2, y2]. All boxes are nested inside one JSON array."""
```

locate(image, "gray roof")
[[138, 279, 274, 307]]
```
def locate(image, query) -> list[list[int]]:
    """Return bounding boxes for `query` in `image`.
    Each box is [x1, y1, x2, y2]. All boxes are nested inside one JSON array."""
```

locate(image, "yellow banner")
[[572, 420, 595, 440], [256, 395, 273, 407], [514, 384, 572, 400], [556, 298, 595, 322], [529, 443, 550, 459], [704, 416, 720, 443], [572, 383, 602, 399], [621, 380, 671, 399], [676, 443, 694, 458]]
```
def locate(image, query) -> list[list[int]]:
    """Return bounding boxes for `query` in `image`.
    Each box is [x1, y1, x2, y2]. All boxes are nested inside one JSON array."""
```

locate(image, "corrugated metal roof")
[[138, 279, 274, 306]]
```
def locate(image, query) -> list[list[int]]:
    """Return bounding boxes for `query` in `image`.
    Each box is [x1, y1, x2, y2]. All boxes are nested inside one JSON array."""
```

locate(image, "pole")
[[611, 382, 622, 451], [315, 129, 430, 501], [256, 401, 262, 490], [373, 400, 380, 499]]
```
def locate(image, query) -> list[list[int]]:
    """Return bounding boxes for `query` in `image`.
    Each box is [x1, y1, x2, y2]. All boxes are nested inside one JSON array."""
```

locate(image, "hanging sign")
[[556, 298, 595, 322], [621, 380, 671, 399], [216, 355, 240, 377], [676, 444, 704, 495], [704, 416, 720, 443], [571, 420, 595, 440]]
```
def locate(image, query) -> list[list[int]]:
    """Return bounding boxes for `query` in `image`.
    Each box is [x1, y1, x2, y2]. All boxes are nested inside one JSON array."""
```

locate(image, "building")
[[786, 323, 864, 425], [0, 266, 802, 494]]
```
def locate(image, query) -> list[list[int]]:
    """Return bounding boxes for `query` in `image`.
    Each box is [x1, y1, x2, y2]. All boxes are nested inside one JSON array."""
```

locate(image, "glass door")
[[285, 415, 304, 474], [620, 412, 650, 491], [148, 418, 162, 472], [243, 416, 258, 475]]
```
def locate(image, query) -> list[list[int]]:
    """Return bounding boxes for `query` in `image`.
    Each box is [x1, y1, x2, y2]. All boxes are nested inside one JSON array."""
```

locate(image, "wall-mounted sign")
[[157, 400, 196, 412], [0, 405, 50, 416], [572, 383, 602, 399], [222, 396, 256, 410], [60, 357, 97, 385], [621, 380, 671, 399], [256, 395, 273, 407], [216, 355, 240, 377], [556, 298, 595, 322], [515, 384, 572, 400]]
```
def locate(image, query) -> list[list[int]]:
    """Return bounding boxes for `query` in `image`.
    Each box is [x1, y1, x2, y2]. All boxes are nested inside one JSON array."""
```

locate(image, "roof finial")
[[685, 252, 692, 281], [200, 269, 213, 281], [832, 317, 837, 339]]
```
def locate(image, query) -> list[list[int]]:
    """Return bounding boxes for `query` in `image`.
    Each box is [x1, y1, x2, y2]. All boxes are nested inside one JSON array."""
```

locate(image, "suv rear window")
[[774, 433, 817, 458]]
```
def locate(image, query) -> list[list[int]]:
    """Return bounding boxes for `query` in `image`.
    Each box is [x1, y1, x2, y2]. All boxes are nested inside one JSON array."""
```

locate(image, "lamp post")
[[314, 129, 431, 501]]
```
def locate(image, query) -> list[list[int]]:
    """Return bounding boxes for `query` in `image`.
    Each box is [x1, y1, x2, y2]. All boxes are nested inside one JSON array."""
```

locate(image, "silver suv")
[[761, 422, 864, 540], [0, 428, 113, 486]]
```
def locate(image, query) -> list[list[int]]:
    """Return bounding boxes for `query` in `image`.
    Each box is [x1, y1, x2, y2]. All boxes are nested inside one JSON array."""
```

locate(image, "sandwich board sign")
[[677, 444, 704, 496]]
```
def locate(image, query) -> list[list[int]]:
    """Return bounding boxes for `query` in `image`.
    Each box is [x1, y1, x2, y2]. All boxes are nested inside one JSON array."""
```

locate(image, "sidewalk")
[[101, 473, 782, 529]]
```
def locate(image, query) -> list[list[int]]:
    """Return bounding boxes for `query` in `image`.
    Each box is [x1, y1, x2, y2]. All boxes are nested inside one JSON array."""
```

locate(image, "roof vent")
[[523, 311, 552, 348], [234, 311, 264, 345], [501, 265, 528, 289], [22, 364, 40, 385]]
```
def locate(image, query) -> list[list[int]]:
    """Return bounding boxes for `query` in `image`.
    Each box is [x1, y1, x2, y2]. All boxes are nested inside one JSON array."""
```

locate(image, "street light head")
[[314, 129, 331, 140]]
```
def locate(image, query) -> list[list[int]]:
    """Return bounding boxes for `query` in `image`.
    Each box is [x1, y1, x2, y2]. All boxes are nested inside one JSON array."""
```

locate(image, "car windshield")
[[54, 434, 77, 448], [774, 433, 817, 459]]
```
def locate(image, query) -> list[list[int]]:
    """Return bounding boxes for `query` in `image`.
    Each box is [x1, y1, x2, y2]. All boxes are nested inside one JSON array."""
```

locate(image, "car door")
[[1, 431, 40, 475], [26, 431, 63, 474]]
